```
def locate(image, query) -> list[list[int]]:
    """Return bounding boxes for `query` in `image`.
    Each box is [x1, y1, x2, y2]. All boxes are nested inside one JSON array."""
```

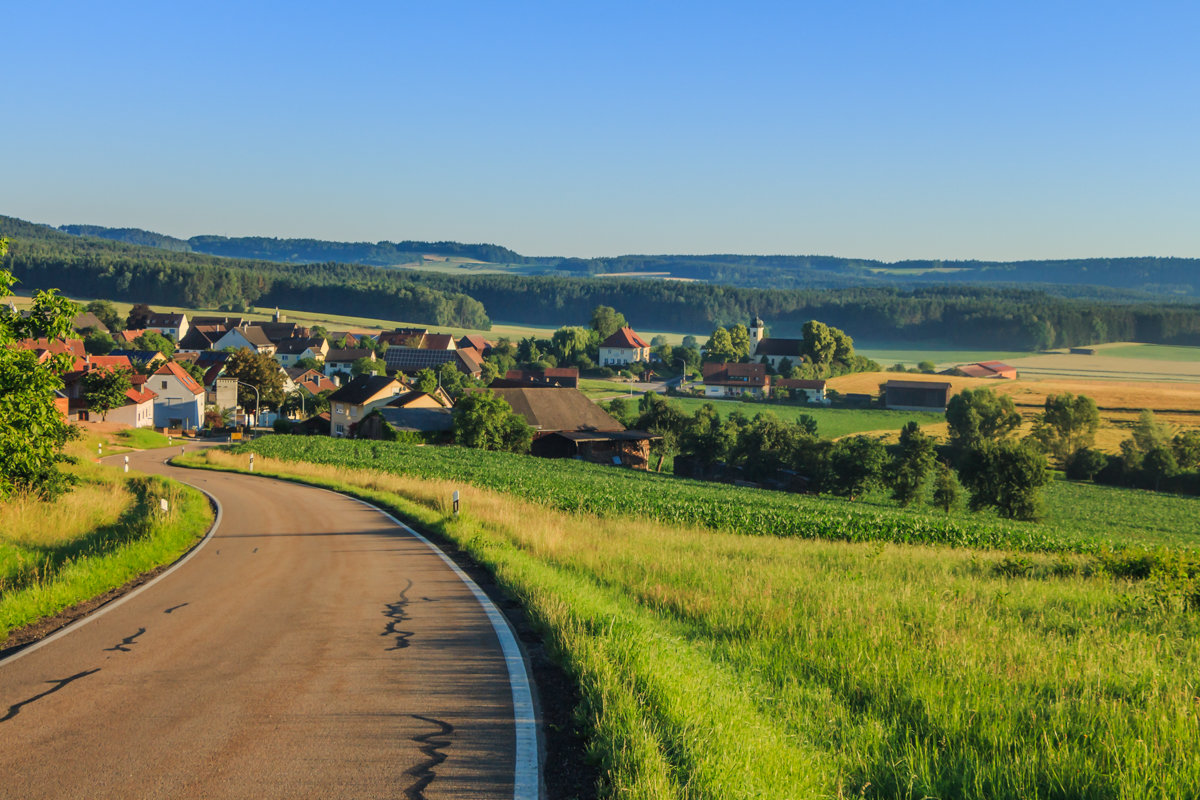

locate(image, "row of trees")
[[703, 319, 878, 378]]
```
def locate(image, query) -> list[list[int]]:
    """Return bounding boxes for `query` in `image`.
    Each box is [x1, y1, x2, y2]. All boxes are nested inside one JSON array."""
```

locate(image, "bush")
[[272, 418, 293, 434]]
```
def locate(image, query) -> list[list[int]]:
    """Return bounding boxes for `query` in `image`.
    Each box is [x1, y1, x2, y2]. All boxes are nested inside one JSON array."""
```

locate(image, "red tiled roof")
[[125, 387, 157, 404], [154, 361, 204, 395], [86, 355, 134, 371], [600, 327, 649, 350]]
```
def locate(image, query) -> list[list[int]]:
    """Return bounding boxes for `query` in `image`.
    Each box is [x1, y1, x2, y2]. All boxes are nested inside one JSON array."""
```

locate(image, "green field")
[[855, 346, 1032, 366], [184, 441, 1200, 799], [1098, 343, 1200, 362], [666, 396, 945, 439]]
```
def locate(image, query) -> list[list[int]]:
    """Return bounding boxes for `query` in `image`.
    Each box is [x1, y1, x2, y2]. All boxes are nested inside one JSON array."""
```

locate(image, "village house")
[[150, 361, 206, 429], [274, 336, 327, 368], [105, 386, 158, 428], [212, 326, 277, 356], [701, 362, 771, 399], [328, 374, 406, 437], [774, 378, 829, 404], [598, 327, 650, 367], [383, 346, 483, 379], [142, 312, 189, 341], [324, 347, 376, 380]]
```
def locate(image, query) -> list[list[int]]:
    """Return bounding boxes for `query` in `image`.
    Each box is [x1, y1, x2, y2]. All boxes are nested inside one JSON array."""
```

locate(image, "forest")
[[5, 215, 1200, 348]]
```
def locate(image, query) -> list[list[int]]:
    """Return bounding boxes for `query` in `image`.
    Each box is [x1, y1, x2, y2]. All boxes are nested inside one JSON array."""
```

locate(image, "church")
[[747, 316, 805, 371]]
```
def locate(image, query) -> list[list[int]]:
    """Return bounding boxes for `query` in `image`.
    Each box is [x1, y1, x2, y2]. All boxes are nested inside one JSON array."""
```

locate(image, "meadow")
[[0, 433, 212, 643], [663, 396, 946, 439], [182, 444, 1200, 799]]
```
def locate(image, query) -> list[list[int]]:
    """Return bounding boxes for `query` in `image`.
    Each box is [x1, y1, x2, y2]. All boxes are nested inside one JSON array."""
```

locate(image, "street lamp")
[[675, 357, 688, 389], [237, 380, 260, 434]]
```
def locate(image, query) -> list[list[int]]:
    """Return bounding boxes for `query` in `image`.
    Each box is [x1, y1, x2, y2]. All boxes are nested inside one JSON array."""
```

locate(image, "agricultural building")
[[883, 380, 953, 412]]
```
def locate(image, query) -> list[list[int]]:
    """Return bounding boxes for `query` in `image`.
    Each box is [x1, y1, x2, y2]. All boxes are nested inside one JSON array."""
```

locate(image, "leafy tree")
[[590, 305, 627, 340], [650, 334, 668, 348], [888, 422, 936, 506], [1065, 448, 1109, 481], [958, 440, 1050, 521], [604, 397, 634, 427], [294, 356, 323, 372], [1173, 429, 1200, 472], [945, 388, 1022, 451], [1031, 392, 1100, 465], [681, 403, 735, 465], [729, 412, 815, 481], [634, 393, 689, 472], [551, 326, 593, 366], [223, 348, 286, 410], [178, 358, 208, 385], [133, 329, 175, 357], [681, 335, 699, 350], [82, 367, 132, 421], [917, 360, 937, 373], [824, 436, 887, 500], [438, 361, 469, 397], [351, 356, 384, 377], [1131, 409, 1172, 453], [801, 320, 837, 367], [85, 299, 122, 331], [0, 245, 81, 498], [452, 391, 532, 453], [931, 462, 963, 513], [1142, 446, 1180, 491], [728, 324, 752, 361], [125, 303, 153, 330], [703, 327, 736, 362], [83, 330, 116, 355], [412, 368, 438, 395]]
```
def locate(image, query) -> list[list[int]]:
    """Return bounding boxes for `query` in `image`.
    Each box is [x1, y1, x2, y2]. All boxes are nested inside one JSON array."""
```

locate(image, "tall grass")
[[0, 437, 212, 640], [185, 447, 1200, 799]]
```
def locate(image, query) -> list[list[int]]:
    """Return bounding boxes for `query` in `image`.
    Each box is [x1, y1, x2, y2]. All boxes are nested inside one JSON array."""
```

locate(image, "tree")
[[126, 303, 153, 330], [888, 422, 936, 506], [1173, 430, 1200, 472], [1031, 393, 1100, 465], [945, 388, 1022, 451], [83, 330, 116, 355], [824, 436, 887, 500], [958, 440, 1049, 521], [931, 462, 962, 513], [551, 326, 592, 366], [415, 368, 439, 395], [729, 412, 815, 481], [0, 243, 82, 498], [223, 348, 286, 410], [590, 306, 626, 340], [917, 360, 937, 374], [728, 324, 751, 361], [82, 367, 132, 421], [1131, 409, 1172, 453], [438, 361, 469, 397], [801, 320, 837, 368], [452, 391, 532, 453], [133, 329, 175, 358], [85, 300, 122, 332], [351, 356, 384, 377], [634, 393, 689, 472], [681, 403, 735, 465], [703, 327, 736, 362], [294, 356, 323, 372]]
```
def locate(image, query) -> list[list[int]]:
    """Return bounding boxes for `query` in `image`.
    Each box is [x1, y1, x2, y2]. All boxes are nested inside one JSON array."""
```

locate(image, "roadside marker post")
[[159, 498, 169, 513], [249, 453, 254, 472], [452, 490, 460, 517], [98, 442, 102, 457], [124, 456, 129, 473]]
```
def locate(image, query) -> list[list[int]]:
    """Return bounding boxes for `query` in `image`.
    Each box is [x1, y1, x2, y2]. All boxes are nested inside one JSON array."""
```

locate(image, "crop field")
[[855, 346, 1032, 367], [1096, 343, 1200, 362], [664, 397, 946, 439], [228, 436, 1200, 551], [183, 444, 1200, 799]]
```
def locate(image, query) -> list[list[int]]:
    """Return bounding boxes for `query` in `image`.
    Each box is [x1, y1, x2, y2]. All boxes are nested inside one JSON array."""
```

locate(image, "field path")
[[0, 445, 535, 799]]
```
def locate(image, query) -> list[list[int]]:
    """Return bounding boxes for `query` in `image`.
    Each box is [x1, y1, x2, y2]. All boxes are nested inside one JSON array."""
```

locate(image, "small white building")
[[106, 386, 158, 428]]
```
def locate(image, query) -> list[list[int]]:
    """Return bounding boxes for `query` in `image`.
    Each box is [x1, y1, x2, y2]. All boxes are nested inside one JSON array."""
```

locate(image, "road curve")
[[0, 445, 537, 799]]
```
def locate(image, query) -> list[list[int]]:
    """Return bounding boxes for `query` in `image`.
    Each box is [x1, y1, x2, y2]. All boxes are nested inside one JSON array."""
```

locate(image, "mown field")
[[182, 442, 1200, 799], [0, 433, 212, 643]]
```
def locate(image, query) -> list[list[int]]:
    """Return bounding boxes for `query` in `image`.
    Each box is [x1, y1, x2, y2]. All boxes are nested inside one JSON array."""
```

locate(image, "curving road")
[[0, 445, 537, 799]]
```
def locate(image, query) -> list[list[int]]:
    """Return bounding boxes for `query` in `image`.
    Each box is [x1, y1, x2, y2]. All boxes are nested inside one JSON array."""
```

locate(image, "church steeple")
[[749, 315, 765, 355]]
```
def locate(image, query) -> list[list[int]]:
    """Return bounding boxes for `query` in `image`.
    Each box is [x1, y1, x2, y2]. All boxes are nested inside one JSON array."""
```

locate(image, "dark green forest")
[[5, 215, 1200, 348], [58, 222, 1200, 296]]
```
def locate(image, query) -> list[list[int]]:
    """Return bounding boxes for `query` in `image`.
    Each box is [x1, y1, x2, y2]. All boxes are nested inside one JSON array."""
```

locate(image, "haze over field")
[[5, 2, 1200, 262]]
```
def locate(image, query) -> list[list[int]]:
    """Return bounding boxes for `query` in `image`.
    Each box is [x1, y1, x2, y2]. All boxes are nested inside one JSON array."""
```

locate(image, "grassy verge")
[[0, 441, 213, 642], [178, 446, 1200, 799], [114, 428, 173, 450]]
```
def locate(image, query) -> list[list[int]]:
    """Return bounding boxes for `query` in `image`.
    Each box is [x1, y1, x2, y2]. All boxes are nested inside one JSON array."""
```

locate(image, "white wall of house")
[[107, 399, 155, 428], [599, 346, 648, 366], [151, 374, 204, 429]]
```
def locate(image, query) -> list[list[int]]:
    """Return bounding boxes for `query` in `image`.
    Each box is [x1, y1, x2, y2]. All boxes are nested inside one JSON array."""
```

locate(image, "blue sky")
[[5, 2, 1199, 261]]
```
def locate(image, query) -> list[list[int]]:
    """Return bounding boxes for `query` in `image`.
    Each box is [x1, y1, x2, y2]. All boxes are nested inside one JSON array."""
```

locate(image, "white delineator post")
[[452, 490, 460, 517], [124, 456, 129, 473], [249, 453, 254, 472]]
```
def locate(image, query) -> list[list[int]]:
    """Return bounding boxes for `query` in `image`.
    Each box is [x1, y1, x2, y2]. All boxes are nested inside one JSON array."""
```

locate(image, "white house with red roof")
[[106, 386, 158, 428], [150, 361, 205, 429], [598, 327, 650, 367]]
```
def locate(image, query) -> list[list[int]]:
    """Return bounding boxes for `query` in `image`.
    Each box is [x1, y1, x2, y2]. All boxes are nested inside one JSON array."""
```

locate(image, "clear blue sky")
[[5, 2, 1199, 261]]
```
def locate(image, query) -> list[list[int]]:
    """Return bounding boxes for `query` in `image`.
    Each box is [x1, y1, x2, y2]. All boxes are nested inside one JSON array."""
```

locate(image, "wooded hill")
[[4, 215, 1200, 348], [58, 222, 1200, 296]]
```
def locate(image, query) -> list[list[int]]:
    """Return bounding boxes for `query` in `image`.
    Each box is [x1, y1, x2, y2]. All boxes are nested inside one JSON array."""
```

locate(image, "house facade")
[[328, 374, 405, 437], [598, 327, 650, 367], [150, 362, 206, 429], [106, 387, 158, 428], [774, 378, 829, 405], [212, 326, 277, 356], [701, 362, 770, 398]]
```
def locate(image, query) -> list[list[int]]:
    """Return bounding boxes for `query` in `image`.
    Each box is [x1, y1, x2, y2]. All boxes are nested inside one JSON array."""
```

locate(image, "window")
[[334, 424, 345, 435], [161, 380, 168, 389], [334, 404, 345, 414]]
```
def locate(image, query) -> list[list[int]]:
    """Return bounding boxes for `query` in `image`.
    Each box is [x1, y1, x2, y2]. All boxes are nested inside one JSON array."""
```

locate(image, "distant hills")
[[55, 222, 1200, 297]]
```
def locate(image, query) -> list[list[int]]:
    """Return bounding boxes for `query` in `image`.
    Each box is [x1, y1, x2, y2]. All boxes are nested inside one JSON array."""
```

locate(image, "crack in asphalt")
[[404, 714, 454, 800], [104, 628, 146, 653], [0, 669, 102, 723], [163, 603, 188, 614], [381, 579, 414, 651]]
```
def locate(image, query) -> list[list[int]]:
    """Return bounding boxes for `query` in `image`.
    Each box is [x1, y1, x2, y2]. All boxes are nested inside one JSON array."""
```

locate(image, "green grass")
[[226, 436, 1200, 552], [1097, 343, 1200, 362], [115, 428, 173, 449], [181, 445, 1200, 799], [855, 346, 1032, 366], [666, 396, 945, 439], [0, 471, 212, 640]]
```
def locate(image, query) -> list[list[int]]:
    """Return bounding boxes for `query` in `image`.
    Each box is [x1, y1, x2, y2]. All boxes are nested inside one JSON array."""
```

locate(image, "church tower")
[[749, 315, 765, 356]]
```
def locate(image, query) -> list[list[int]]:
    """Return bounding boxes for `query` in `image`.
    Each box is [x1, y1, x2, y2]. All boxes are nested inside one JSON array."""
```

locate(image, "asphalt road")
[[0, 446, 536, 799]]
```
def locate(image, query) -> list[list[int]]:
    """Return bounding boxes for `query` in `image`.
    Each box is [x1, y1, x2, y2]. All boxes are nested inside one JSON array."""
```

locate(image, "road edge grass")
[[0, 472, 214, 647], [174, 450, 839, 799]]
